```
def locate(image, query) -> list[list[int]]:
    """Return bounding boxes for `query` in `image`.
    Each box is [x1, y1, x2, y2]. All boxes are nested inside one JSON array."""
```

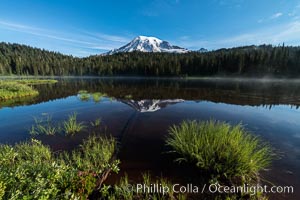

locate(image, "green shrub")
[[0, 181, 5, 200], [0, 136, 119, 199], [166, 120, 272, 184]]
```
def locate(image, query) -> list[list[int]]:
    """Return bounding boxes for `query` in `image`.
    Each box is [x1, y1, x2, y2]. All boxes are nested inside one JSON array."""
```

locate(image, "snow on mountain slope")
[[105, 36, 188, 54]]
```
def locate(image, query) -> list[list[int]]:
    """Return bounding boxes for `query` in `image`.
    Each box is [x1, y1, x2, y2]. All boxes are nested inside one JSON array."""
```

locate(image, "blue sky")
[[1, 0, 300, 57]]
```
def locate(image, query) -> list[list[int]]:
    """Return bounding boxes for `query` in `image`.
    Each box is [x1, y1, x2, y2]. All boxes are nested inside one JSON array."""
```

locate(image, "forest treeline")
[[0, 42, 300, 77]]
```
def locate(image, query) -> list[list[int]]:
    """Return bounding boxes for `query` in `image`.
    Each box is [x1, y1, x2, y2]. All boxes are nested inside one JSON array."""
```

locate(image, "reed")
[[90, 118, 101, 127], [29, 115, 58, 136], [63, 112, 86, 135]]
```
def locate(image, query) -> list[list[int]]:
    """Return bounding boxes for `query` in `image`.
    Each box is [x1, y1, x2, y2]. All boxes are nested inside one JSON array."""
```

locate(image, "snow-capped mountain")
[[106, 36, 188, 55], [120, 99, 184, 112]]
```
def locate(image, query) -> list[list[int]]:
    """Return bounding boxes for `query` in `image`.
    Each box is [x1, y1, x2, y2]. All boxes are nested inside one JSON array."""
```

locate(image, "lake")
[[0, 77, 299, 199]]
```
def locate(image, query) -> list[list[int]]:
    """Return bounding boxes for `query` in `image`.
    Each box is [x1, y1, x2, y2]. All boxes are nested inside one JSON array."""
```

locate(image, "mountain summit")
[[106, 36, 188, 54]]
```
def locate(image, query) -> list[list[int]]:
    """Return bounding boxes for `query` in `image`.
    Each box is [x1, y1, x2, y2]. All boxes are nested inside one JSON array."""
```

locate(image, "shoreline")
[[1, 75, 300, 82]]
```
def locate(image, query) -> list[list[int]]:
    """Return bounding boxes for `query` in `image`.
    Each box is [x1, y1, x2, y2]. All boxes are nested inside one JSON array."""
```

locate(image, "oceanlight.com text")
[[125, 183, 294, 196]]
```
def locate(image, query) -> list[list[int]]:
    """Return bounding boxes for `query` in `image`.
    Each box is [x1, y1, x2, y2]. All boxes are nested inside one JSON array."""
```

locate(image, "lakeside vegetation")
[[166, 120, 272, 199], [0, 111, 274, 199], [14, 79, 58, 85], [1, 42, 300, 77], [1, 112, 119, 199], [0, 79, 57, 101], [0, 136, 119, 200], [0, 81, 39, 100]]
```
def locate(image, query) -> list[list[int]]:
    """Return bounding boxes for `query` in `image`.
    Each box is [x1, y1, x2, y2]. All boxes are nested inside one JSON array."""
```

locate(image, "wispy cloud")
[[0, 20, 130, 56], [0, 21, 95, 46], [177, 20, 300, 50], [80, 30, 130, 43], [258, 12, 283, 23], [270, 12, 283, 19]]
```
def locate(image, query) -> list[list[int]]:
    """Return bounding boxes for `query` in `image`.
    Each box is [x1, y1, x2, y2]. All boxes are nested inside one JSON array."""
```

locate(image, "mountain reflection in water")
[[1, 77, 300, 109]]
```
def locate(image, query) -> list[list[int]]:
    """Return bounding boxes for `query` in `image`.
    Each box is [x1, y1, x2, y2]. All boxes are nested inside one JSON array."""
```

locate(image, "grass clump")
[[0, 81, 39, 100], [92, 92, 106, 102], [78, 90, 107, 102], [29, 112, 100, 137], [29, 115, 58, 136], [0, 79, 57, 101], [91, 118, 102, 127], [78, 90, 90, 101], [63, 112, 86, 135], [0, 136, 119, 200], [166, 120, 272, 184]]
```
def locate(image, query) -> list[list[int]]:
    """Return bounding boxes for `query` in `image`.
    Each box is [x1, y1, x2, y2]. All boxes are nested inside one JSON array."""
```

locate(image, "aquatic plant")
[[29, 115, 58, 136], [0, 136, 119, 199], [79, 93, 90, 101], [90, 118, 101, 127], [63, 112, 86, 135], [92, 92, 106, 102], [166, 120, 272, 184]]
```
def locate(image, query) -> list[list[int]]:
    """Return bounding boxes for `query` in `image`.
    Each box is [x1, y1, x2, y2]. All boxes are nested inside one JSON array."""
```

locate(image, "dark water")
[[0, 77, 300, 199]]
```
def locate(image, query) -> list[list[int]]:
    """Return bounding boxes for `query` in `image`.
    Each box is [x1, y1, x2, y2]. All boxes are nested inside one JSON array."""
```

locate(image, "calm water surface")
[[0, 77, 299, 199]]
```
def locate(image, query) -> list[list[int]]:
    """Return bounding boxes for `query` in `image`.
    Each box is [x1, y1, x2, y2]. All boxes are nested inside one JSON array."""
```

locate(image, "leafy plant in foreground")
[[0, 136, 119, 200], [166, 120, 272, 184]]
